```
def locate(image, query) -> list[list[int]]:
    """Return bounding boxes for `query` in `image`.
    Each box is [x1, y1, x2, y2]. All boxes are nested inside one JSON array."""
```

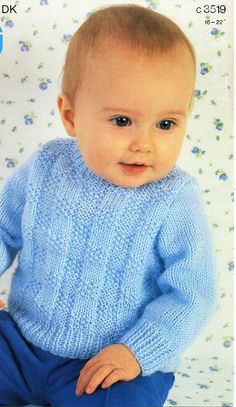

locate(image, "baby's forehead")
[[87, 38, 194, 71], [78, 41, 195, 102]]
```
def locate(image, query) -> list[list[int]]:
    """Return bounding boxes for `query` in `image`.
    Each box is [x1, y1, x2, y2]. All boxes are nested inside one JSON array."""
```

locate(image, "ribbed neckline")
[[68, 137, 179, 192]]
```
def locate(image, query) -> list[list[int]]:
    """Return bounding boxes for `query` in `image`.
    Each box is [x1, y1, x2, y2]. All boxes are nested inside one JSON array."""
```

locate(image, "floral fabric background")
[[0, 0, 233, 406]]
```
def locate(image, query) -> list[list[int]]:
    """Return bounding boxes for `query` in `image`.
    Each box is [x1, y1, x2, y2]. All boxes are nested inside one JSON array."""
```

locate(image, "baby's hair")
[[61, 4, 196, 105]]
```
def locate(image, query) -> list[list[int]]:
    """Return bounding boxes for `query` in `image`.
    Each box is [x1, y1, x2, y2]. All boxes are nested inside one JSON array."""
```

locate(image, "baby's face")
[[59, 42, 195, 188]]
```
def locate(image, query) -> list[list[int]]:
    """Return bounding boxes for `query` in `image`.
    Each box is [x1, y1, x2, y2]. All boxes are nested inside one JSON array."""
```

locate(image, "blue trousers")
[[0, 310, 174, 407]]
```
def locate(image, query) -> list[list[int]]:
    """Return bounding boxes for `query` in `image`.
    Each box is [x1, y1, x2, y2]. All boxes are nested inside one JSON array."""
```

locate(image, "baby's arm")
[[76, 178, 217, 395], [118, 179, 217, 376], [0, 153, 35, 276]]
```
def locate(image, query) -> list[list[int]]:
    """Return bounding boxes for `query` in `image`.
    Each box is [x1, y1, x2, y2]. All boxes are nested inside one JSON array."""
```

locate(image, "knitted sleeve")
[[0, 152, 37, 276], [120, 179, 217, 376]]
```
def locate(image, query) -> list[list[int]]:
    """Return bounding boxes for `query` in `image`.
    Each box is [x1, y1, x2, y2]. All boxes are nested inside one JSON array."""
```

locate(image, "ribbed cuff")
[[119, 318, 179, 376]]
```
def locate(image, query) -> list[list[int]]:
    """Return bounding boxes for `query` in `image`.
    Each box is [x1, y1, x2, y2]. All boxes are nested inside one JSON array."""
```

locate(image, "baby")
[[0, 4, 217, 407]]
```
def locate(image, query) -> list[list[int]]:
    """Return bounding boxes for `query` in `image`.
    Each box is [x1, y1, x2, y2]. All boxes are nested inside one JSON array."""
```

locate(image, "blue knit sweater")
[[0, 138, 217, 376]]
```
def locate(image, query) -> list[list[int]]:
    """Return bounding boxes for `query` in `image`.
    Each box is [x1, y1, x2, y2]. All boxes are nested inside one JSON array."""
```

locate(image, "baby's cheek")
[[83, 152, 108, 179]]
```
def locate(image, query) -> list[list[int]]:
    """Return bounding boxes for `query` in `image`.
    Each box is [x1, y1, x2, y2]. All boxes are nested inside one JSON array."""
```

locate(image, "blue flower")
[[223, 340, 231, 348], [194, 89, 207, 100], [20, 44, 29, 52], [25, 118, 33, 125], [216, 169, 228, 181], [191, 146, 205, 158], [63, 34, 72, 42], [39, 82, 48, 90], [200, 63, 212, 75], [214, 118, 224, 130], [39, 78, 51, 89], [194, 89, 201, 97], [219, 173, 228, 181], [24, 115, 33, 125], [211, 28, 219, 36], [228, 261, 234, 271], [19, 40, 31, 52], [210, 27, 225, 38], [40, 0, 48, 5], [5, 158, 17, 168], [5, 20, 14, 28], [201, 68, 209, 75], [216, 122, 224, 130], [192, 146, 200, 154]]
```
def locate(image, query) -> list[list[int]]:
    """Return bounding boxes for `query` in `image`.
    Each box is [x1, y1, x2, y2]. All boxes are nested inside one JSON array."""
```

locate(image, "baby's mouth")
[[121, 162, 146, 167], [119, 162, 148, 174], [126, 163, 144, 167]]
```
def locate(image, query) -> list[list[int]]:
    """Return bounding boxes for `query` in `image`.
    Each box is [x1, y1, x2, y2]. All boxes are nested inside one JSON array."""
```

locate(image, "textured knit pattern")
[[0, 138, 217, 376]]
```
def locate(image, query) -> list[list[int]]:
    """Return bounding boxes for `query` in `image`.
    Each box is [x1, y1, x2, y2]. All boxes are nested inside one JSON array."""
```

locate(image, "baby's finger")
[[80, 358, 101, 378], [76, 361, 102, 395], [82, 355, 102, 374], [85, 364, 116, 394], [101, 368, 125, 389]]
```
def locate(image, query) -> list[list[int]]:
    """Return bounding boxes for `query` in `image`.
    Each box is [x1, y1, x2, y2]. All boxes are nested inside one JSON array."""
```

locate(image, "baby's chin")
[[95, 173, 145, 189], [88, 165, 170, 189], [102, 176, 159, 189], [109, 172, 172, 189]]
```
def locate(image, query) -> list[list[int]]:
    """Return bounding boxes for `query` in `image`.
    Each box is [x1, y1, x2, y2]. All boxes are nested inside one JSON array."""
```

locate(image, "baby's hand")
[[75, 343, 141, 396]]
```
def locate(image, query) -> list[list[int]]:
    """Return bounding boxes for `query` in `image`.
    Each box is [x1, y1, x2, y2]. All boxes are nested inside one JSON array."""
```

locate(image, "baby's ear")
[[188, 91, 195, 115], [57, 92, 75, 137]]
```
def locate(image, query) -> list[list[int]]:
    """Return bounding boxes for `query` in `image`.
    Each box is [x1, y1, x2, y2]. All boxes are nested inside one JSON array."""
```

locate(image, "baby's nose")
[[129, 131, 153, 153], [130, 142, 152, 153]]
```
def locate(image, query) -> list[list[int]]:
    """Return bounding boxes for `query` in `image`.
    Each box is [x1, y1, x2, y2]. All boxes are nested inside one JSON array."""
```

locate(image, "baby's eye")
[[111, 116, 131, 127], [156, 120, 175, 131]]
